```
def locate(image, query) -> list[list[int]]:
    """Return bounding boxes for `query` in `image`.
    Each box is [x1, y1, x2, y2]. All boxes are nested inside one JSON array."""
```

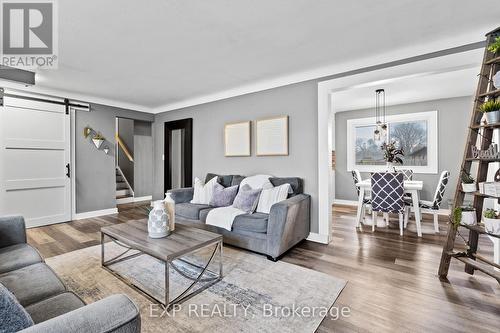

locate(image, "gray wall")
[[334, 96, 472, 207], [75, 104, 153, 214], [117, 118, 134, 188], [152, 80, 320, 232], [134, 121, 153, 197]]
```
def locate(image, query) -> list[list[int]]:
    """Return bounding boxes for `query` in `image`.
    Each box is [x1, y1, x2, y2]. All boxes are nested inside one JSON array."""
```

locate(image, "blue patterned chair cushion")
[[371, 172, 405, 213]]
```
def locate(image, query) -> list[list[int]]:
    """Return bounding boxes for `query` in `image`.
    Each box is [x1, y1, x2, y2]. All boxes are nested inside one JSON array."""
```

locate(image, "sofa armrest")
[[267, 194, 311, 259], [0, 215, 27, 248], [167, 187, 194, 204], [20, 294, 140, 333]]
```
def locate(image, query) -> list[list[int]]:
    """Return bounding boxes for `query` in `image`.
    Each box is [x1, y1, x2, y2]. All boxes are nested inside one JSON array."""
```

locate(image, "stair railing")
[[115, 134, 134, 162]]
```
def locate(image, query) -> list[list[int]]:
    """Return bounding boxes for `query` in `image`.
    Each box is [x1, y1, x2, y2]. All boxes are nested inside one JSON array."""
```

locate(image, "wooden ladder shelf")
[[438, 27, 500, 284]]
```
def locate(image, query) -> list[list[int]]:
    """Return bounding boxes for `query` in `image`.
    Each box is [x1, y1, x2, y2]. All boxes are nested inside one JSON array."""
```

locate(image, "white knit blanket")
[[205, 206, 245, 231]]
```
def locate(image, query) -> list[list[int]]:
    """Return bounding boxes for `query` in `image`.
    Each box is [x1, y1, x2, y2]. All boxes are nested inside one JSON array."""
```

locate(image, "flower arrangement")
[[381, 141, 404, 164]]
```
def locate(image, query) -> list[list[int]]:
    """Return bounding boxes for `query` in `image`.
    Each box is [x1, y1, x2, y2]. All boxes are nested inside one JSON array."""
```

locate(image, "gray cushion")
[[209, 183, 239, 207], [26, 292, 85, 324], [0, 244, 43, 274], [199, 208, 214, 223], [269, 177, 303, 197], [231, 175, 245, 186], [0, 263, 66, 307], [175, 203, 212, 220], [232, 213, 269, 234], [0, 282, 34, 332], [205, 173, 244, 188], [232, 185, 262, 213]]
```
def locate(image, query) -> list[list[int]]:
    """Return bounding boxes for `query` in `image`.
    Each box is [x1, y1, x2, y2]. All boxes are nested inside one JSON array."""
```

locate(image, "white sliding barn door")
[[0, 96, 71, 227]]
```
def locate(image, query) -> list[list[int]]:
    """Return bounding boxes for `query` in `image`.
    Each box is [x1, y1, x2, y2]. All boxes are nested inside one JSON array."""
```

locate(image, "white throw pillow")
[[256, 183, 291, 214], [191, 176, 218, 204], [240, 174, 273, 190]]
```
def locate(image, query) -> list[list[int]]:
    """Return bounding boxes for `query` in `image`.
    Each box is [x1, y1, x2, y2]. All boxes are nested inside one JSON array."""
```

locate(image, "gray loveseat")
[[167, 173, 311, 261], [0, 216, 141, 333]]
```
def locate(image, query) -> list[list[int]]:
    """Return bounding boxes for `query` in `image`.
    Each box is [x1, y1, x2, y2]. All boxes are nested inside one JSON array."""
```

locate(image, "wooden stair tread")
[[470, 122, 500, 129], [459, 223, 500, 239], [478, 88, 500, 98], [484, 55, 500, 65], [452, 256, 500, 282], [464, 157, 500, 162]]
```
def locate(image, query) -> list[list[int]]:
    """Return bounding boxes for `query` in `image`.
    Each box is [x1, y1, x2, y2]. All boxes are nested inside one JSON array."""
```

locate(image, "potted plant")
[[453, 206, 476, 226], [381, 140, 404, 171], [483, 209, 500, 235], [461, 171, 476, 193], [479, 99, 500, 124], [92, 133, 105, 149], [487, 36, 500, 55]]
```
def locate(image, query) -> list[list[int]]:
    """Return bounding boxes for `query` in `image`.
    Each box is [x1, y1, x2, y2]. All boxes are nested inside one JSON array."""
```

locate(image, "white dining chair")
[[404, 170, 450, 233], [352, 170, 371, 227]]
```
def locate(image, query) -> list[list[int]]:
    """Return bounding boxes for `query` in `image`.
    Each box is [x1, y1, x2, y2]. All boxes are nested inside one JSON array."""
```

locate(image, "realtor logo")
[[1, 0, 58, 69]]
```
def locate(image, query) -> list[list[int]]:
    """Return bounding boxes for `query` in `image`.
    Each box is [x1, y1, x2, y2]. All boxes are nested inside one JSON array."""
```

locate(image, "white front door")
[[0, 96, 71, 227]]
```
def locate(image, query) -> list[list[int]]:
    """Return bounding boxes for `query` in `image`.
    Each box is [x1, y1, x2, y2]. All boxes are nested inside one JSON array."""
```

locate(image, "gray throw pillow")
[[0, 283, 34, 332], [232, 184, 262, 213], [210, 182, 239, 207]]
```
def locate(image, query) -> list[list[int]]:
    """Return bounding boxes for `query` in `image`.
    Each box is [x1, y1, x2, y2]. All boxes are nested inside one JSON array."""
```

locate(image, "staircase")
[[116, 166, 134, 204]]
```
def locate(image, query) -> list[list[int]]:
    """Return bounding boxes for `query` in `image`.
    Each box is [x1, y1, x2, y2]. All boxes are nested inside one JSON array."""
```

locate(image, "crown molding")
[[152, 35, 486, 114]]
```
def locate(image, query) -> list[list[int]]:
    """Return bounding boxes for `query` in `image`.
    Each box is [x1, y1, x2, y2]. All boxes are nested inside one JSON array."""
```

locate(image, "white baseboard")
[[333, 199, 358, 206], [333, 199, 450, 216], [73, 208, 118, 220], [134, 195, 152, 202], [116, 197, 135, 204], [306, 232, 329, 244]]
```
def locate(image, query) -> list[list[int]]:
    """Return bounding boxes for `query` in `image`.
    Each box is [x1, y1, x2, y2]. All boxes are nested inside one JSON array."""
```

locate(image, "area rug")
[[46, 243, 346, 332]]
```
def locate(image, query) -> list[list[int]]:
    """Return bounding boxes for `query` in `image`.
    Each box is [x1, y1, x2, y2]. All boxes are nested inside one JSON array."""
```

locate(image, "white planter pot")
[[493, 71, 500, 89], [148, 201, 170, 238], [461, 183, 476, 193], [92, 138, 104, 149], [460, 210, 476, 226], [485, 110, 500, 124], [483, 217, 500, 235]]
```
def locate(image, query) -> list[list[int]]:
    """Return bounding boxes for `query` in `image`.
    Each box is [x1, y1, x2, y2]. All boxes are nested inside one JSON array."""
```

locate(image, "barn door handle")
[[66, 163, 70, 178]]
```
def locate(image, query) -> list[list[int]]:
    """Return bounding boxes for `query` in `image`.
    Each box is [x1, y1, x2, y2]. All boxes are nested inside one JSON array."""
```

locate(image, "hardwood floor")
[[27, 203, 499, 332]]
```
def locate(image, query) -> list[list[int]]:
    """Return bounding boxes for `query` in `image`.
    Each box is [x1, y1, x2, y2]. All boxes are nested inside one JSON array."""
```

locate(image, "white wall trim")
[[318, 49, 483, 246], [73, 208, 118, 220], [306, 232, 329, 244], [134, 195, 152, 202]]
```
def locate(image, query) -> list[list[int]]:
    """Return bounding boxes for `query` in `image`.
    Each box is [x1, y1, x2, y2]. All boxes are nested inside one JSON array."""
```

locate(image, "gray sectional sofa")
[[168, 173, 311, 261], [0, 216, 141, 333]]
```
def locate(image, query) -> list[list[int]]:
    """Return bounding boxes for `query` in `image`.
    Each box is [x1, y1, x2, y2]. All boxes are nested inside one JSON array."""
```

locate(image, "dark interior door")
[[164, 118, 193, 193]]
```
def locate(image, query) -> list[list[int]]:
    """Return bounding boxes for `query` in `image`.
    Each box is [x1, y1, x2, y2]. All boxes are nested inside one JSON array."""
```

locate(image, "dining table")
[[356, 179, 424, 237]]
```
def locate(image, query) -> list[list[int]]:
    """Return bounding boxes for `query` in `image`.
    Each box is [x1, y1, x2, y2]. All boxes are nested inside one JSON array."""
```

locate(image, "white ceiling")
[[16, 1, 500, 112]]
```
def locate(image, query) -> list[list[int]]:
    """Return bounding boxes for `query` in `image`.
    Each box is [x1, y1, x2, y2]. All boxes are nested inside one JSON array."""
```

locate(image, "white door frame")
[[316, 49, 484, 244]]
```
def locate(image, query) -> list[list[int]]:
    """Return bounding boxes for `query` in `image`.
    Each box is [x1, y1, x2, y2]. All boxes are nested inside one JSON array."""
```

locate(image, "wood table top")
[[101, 219, 222, 262]]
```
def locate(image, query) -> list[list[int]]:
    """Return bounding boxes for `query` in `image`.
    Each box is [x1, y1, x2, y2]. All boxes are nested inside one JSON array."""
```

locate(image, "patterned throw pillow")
[[209, 182, 239, 207], [0, 283, 34, 332], [232, 184, 262, 213]]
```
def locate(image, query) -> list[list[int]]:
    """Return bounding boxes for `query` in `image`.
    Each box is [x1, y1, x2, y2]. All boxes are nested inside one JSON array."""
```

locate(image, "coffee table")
[[100, 219, 223, 309]]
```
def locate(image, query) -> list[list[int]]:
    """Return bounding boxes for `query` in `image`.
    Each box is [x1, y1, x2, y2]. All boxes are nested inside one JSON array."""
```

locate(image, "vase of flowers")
[[381, 141, 404, 171]]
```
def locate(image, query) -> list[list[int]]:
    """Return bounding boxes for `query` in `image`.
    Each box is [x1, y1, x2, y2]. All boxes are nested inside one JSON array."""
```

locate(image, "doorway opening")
[[164, 118, 193, 194]]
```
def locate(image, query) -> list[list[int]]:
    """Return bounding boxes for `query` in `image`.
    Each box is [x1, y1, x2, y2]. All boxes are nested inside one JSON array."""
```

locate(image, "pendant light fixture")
[[373, 89, 387, 141]]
